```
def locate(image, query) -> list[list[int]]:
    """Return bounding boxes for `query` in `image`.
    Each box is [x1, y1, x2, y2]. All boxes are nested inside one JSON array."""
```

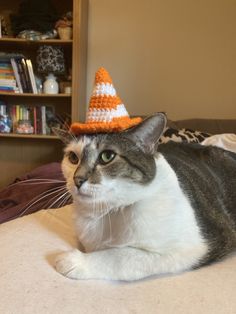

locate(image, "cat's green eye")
[[68, 151, 79, 164], [99, 150, 116, 165]]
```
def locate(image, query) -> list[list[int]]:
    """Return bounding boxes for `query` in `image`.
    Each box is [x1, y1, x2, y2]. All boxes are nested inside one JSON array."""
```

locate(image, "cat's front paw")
[[55, 249, 87, 279]]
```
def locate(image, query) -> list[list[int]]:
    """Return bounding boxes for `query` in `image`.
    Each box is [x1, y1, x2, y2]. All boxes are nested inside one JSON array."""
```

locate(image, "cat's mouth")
[[78, 190, 94, 199], [73, 185, 99, 201]]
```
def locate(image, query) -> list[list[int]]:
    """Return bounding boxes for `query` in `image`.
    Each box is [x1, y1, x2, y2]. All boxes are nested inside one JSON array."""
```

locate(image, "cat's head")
[[54, 113, 166, 211]]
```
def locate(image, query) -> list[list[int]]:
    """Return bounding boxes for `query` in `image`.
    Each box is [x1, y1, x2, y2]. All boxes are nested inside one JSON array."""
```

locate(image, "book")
[[0, 86, 15, 92], [0, 79, 16, 87], [41, 106, 46, 135], [10, 58, 23, 93], [11, 106, 17, 132], [0, 68, 13, 73], [0, 103, 7, 115], [36, 106, 42, 134], [33, 107, 37, 134], [0, 63, 11, 69], [25, 59, 38, 94], [21, 58, 33, 93], [0, 74, 15, 79], [15, 58, 28, 93]]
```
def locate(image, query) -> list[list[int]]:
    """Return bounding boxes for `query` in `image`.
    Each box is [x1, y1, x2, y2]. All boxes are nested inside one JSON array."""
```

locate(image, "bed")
[[0, 118, 236, 314]]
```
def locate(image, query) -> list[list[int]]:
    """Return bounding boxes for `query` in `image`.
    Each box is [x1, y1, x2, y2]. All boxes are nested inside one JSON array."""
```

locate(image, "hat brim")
[[70, 117, 142, 135]]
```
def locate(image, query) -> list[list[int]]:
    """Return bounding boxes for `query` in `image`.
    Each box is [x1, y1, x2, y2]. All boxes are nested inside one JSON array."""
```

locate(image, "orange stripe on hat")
[[89, 95, 123, 110], [70, 117, 142, 134], [70, 67, 142, 135]]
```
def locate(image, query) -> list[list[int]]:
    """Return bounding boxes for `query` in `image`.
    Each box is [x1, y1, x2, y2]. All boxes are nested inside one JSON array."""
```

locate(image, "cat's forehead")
[[65, 132, 133, 155], [65, 136, 96, 155]]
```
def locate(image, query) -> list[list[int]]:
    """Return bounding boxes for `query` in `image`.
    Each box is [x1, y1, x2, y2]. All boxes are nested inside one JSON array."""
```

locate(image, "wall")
[[87, 0, 236, 120]]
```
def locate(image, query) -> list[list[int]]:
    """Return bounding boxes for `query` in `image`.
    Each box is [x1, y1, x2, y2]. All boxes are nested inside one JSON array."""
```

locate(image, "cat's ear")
[[52, 127, 75, 144], [124, 112, 167, 153]]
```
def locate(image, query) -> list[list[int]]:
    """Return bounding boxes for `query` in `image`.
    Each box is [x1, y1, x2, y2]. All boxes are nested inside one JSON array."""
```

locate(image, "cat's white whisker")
[[21, 180, 66, 185], [60, 193, 72, 208], [11, 178, 66, 186], [50, 190, 71, 209], [18, 186, 68, 218]]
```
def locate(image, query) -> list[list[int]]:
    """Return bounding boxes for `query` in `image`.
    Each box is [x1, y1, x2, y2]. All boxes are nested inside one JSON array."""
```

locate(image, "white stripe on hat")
[[92, 83, 117, 97]]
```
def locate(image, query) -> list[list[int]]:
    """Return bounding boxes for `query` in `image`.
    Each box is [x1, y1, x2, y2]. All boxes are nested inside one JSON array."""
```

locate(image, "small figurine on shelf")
[[16, 119, 34, 134], [55, 12, 73, 40], [0, 101, 11, 133], [0, 114, 12, 133], [59, 67, 72, 94], [0, 15, 9, 38]]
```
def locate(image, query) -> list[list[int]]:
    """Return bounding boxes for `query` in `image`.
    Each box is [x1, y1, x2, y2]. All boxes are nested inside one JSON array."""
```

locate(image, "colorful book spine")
[[0, 79, 16, 86], [32, 107, 37, 134], [0, 86, 15, 93], [36, 106, 42, 134], [41, 106, 46, 135], [0, 60, 17, 93], [10, 58, 23, 93], [15, 59, 28, 93]]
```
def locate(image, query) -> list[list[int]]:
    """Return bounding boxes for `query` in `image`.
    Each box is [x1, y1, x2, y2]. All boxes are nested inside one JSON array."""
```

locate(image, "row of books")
[[0, 103, 57, 135], [0, 53, 38, 94], [0, 59, 17, 93]]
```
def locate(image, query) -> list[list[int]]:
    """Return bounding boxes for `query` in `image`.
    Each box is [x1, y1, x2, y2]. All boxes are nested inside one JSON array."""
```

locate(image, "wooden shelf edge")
[[0, 133, 60, 140], [0, 92, 71, 97], [0, 37, 72, 44]]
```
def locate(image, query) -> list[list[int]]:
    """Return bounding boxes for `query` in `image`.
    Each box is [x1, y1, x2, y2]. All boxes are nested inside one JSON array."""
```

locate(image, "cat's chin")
[[73, 190, 95, 202], [71, 188, 104, 205], [70, 184, 134, 208], [72, 190, 122, 209]]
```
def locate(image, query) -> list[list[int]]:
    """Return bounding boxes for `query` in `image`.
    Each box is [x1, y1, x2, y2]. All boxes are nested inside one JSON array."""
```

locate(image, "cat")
[[54, 112, 236, 281]]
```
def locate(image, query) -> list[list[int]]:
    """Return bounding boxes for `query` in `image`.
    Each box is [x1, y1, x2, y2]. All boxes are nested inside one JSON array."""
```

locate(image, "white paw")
[[55, 249, 86, 279]]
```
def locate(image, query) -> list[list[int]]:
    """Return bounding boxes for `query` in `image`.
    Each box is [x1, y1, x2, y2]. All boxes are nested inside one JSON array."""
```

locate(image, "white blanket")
[[202, 133, 236, 153], [0, 205, 235, 314]]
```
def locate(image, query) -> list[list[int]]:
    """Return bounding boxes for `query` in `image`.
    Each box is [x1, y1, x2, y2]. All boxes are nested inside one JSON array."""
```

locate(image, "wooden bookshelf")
[[0, 0, 88, 188]]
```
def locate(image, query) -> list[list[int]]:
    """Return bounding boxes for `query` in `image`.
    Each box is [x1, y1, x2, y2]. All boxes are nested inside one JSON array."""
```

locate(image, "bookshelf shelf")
[[0, 133, 60, 140], [0, 92, 71, 97], [0, 37, 73, 45]]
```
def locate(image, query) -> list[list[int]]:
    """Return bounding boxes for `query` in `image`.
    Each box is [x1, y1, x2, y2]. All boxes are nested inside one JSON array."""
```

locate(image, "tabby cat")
[[54, 113, 236, 281]]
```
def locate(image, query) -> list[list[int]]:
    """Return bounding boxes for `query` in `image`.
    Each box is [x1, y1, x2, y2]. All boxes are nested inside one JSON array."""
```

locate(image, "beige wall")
[[87, 0, 236, 120]]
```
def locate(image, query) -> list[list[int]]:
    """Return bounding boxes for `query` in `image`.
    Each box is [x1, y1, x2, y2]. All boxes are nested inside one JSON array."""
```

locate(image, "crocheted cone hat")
[[70, 67, 142, 135]]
